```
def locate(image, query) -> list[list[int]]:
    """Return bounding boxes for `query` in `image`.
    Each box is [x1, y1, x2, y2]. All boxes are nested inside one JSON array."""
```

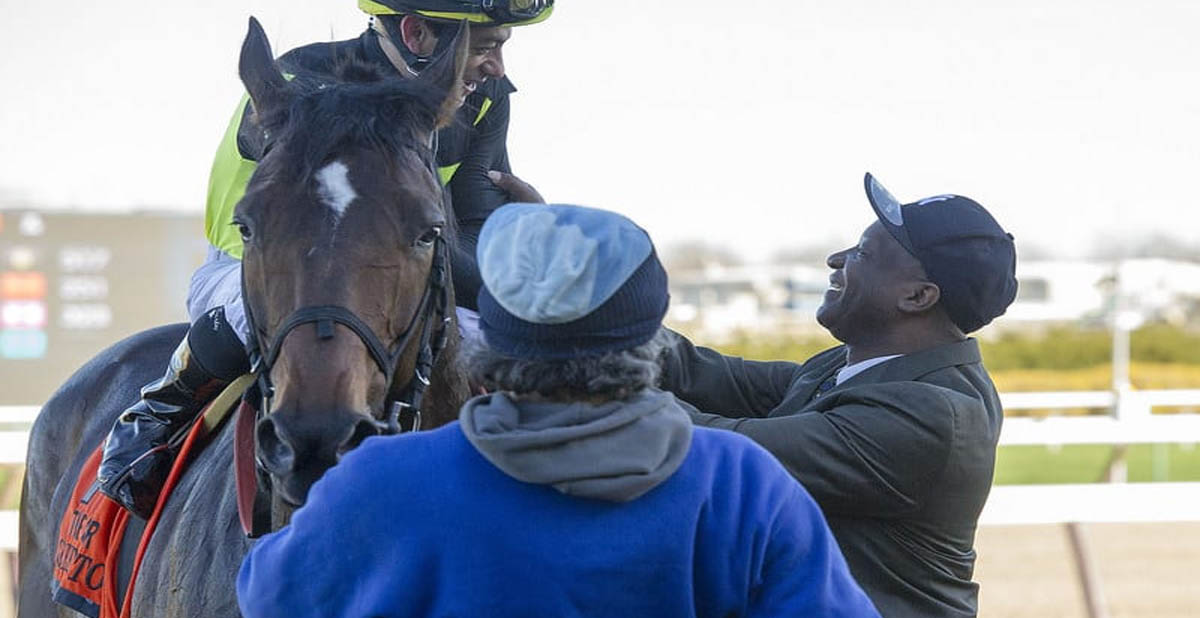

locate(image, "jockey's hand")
[[488, 170, 545, 204]]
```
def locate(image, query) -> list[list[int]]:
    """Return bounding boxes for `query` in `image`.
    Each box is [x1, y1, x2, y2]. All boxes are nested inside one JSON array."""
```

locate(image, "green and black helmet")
[[358, 0, 553, 26]]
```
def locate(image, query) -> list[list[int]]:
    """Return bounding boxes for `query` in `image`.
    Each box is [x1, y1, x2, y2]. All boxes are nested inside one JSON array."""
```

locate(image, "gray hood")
[[459, 389, 693, 502]]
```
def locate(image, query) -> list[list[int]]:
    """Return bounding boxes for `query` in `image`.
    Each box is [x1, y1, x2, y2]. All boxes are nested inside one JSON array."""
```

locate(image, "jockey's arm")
[[442, 92, 514, 311]]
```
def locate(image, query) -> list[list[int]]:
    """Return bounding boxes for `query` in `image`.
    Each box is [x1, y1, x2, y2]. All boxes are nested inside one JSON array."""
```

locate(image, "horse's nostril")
[[338, 418, 380, 458], [256, 417, 296, 475]]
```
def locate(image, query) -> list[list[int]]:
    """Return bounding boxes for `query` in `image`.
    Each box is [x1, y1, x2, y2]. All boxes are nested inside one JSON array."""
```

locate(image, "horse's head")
[[233, 18, 471, 512]]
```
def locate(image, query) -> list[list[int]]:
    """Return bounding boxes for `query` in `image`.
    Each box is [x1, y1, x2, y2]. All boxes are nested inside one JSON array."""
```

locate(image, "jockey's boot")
[[97, 307, 249, 519]]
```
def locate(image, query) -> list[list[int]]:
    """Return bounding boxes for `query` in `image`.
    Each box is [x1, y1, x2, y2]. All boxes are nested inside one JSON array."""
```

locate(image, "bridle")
[[241, 129, 453, 436], [236, 235, 449, 538], [232, 44, 460, 535], [241, 232, 452, 436]]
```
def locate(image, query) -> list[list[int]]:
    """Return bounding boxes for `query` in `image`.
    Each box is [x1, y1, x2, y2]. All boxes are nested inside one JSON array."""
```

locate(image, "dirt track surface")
[[974, 522, 1200, 617]]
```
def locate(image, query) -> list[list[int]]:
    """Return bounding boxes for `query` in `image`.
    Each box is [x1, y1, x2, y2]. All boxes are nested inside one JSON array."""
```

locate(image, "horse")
[[19, 17, 472, 616]]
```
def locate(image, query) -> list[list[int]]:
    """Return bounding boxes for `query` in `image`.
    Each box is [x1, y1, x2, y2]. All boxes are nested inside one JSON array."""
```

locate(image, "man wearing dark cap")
[[660, 174, 1018, 618], [238, 203, 880, 617]]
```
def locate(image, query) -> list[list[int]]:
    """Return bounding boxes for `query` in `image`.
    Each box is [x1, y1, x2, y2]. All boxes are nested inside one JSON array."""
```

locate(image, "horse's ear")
[[417, 20, 469, 128], [239, 16, 290, 116]]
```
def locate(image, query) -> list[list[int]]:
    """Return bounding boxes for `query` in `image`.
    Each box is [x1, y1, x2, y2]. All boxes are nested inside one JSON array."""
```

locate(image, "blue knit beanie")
[[476, 203, 670, 360]]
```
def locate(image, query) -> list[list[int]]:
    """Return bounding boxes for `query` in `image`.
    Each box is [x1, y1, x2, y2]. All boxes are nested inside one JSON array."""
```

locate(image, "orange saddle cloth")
[[50, 445, 130, 618], [49, 374, 255, 617]]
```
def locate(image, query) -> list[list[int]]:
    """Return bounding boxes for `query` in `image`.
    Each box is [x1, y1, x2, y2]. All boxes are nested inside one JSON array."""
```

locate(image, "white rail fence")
[[1, 392, 1199, 617], [984, 388, 1200, 524], [988, 389, 1200, 618]]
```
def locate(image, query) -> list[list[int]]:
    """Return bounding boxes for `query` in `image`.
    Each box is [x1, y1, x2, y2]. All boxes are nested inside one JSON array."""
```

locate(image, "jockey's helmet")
[[358, 0, 553, 26]]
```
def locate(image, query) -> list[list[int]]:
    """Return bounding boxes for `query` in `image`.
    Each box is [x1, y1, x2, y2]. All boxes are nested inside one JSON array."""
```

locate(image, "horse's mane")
[[262, 58, 442, 179]]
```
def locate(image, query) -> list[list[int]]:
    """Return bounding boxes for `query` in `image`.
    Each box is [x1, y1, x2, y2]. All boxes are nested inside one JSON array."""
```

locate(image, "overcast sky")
[[1, 0, 1197, 260]]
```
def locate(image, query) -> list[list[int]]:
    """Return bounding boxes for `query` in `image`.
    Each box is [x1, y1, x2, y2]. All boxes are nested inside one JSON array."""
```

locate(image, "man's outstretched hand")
[[488, 170, 545, 204]]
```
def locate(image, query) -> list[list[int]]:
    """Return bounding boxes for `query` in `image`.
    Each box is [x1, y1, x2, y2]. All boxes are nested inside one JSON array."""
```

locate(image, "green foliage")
[[990, 362, 1200, 393], [1130, 324, 1200, 364], [978, 327, 1112, 370], [980, 324, 1200, 370], [701, 326, 1200, 409], [709, 333, 837, 362], [702, 324, 1200, 372]]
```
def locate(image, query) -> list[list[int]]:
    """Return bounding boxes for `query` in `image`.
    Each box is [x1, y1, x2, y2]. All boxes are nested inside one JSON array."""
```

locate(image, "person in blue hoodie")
[[236, 203, 879, 618]]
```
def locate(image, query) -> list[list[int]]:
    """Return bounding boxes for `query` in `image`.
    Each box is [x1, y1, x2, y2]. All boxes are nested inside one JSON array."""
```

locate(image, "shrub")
[[701, 325, 1200, 372]]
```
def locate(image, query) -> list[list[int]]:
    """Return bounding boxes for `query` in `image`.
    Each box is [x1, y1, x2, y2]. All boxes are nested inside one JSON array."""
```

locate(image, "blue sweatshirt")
[[237, 422, 878, 617]]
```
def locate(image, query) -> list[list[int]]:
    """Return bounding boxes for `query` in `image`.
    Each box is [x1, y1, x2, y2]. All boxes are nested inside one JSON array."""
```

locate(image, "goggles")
[[360, 0, 553, 26], [482, 0, 552, 23]]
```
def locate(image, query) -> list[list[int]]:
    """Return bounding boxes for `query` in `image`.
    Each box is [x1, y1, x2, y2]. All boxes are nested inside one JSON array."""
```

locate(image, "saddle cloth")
[[50, 373, 255, 618], [50, 445, 129, 617]]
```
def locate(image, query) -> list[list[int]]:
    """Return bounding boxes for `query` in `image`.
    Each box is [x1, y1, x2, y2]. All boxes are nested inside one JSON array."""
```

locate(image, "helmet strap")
[[372, 17, 420, 77], [372, 15, 460, 78]]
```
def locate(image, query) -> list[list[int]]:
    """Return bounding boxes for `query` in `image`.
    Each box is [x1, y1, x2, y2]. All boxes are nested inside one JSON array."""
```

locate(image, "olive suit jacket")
[[660, 337, 1003, 618]]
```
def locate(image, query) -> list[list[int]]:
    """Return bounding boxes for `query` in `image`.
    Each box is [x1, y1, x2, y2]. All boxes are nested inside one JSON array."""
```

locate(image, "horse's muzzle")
[[255, 411, 380, 505]]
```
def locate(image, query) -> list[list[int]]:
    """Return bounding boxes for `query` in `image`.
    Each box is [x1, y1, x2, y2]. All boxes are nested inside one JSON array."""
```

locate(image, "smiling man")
[[660, 173, 1018, 617]]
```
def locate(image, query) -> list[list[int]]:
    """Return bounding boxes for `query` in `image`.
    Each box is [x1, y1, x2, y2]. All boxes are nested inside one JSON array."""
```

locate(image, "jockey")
[[97, 0, 554, 519]]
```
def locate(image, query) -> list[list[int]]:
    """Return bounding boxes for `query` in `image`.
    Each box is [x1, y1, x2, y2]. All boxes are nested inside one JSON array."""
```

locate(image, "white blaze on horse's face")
[[315, 160, 357, 229]]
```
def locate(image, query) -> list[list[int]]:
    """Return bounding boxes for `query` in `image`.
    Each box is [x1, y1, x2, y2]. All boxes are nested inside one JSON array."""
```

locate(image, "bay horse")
[[19, 17, 471, 616]]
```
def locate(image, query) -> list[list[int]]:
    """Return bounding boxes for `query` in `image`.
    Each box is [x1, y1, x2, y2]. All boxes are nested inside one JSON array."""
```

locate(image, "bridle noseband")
[[242, 233, 452, 436]]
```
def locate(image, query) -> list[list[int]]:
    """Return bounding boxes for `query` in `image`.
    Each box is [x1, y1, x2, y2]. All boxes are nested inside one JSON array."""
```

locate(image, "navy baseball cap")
[[864, 173, 1018, 333]]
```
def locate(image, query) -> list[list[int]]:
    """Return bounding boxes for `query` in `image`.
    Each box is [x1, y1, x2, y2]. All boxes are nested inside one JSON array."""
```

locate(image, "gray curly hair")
[[463, 329, 670, 401]]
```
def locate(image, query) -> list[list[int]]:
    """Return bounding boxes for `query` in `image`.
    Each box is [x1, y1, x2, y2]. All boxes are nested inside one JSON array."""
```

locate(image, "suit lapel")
[[769, 346, 846, 416]]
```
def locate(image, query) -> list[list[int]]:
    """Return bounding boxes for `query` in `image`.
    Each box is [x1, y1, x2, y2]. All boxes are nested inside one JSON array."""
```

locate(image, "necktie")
[[812, 375, 837, 399]]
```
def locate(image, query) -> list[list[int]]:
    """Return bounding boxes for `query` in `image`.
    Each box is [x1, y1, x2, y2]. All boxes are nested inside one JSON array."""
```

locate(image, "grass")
[[994, 443, 1200, 485]]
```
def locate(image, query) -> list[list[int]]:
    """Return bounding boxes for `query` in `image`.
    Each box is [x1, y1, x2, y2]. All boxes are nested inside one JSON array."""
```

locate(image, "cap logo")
[[915, 195, 955, 206]]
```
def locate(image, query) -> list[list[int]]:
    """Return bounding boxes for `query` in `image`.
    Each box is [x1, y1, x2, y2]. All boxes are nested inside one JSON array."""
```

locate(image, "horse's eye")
[[415, 226, 442, 248], [234, 220, 253, 243]]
